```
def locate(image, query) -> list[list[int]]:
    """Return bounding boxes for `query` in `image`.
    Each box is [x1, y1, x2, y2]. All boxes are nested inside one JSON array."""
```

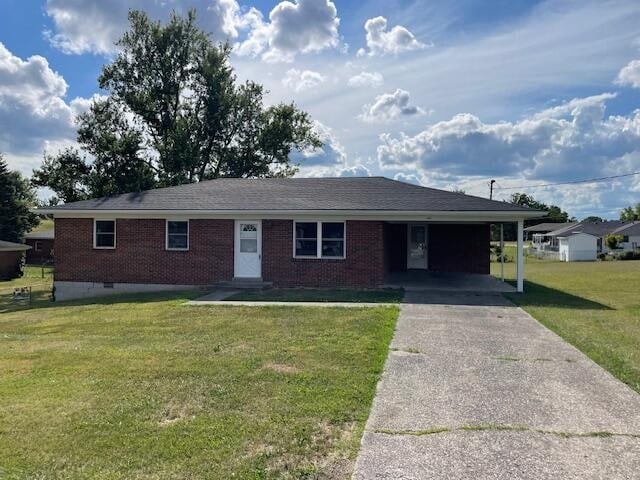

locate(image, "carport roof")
[[37, 177, 543, 215]]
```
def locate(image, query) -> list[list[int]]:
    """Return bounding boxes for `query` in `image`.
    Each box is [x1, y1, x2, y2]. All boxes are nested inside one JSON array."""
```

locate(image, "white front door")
[[234, 220, 262, 278], [407, 224, 428, 269]]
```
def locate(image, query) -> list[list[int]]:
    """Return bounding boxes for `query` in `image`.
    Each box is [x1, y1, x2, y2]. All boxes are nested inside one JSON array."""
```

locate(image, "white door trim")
[[234, 220, 262, 278], [407, 223, 428, 270]]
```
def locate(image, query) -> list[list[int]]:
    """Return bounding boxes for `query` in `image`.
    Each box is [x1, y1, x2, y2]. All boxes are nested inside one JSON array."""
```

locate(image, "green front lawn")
[[227, 288, 405, 303], [492, 259, 640, 392], [0, 265, 54, 313], [0, 292, 397, 478]]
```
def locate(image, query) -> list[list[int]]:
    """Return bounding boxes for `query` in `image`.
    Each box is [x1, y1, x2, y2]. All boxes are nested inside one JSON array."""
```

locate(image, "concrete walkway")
[[353, 291, 640, 479]]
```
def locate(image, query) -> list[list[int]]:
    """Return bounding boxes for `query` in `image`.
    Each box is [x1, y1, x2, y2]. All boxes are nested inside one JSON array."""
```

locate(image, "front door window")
[[235, 221, 261, 278], [407, 224, 428, 269]]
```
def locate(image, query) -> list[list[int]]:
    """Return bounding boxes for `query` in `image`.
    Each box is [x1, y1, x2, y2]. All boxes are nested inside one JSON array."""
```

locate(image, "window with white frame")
[[94, 220, 116, 248], [34, 241, 42, 252], [294, 221, 345, 258], [166, 220, 189, 250]]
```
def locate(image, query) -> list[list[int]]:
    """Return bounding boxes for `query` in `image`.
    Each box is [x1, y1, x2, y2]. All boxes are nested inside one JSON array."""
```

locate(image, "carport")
[[383, 219, 527, 292]]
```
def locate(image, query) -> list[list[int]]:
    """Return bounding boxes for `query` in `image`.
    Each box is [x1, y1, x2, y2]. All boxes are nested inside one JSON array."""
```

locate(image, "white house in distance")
[[558, 232, 598, 262], [533, 220, 640, 261]]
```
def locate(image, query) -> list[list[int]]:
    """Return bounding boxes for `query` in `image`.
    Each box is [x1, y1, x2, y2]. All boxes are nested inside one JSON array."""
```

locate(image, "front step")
[[216, 277, 273, 290]]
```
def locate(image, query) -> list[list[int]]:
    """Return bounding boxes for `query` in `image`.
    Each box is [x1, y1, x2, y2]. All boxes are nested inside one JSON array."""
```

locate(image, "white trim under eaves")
[[38, 209, 545, 222]]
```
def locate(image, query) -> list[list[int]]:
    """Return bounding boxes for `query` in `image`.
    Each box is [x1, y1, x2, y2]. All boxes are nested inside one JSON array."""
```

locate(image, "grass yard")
[[227, 288, 405, 303], [0, 292, 397, 479], [0, 265, 54, 313], [492, 259, 640, 392]]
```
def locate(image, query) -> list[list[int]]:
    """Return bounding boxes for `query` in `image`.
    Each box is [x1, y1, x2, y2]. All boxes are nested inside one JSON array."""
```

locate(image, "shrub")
[[604, 233, 624, 250], [597, 252, 607, 261], [615, 249, 640, 261]]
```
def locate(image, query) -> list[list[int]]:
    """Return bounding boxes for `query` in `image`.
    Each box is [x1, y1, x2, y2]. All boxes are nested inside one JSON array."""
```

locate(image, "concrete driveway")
[[353, 291, 640, 479]]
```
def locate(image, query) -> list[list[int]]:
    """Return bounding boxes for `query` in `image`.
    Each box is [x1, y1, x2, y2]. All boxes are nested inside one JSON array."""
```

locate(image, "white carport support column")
[[500, 223, 504, 282], [516, 219, 524, 292]]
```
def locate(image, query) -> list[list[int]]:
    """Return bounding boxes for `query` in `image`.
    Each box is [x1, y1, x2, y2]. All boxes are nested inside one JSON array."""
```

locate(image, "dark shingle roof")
[[549, 220, 634, 237], [43, 177, 540, 213], [614, 221, 640, 236], [0, 240, 31, 251], [524, 222, 576, 233]]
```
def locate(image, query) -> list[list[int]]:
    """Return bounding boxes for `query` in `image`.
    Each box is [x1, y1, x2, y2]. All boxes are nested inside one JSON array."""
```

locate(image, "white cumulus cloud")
[[347, 71, 383, 88], [44, 0, 257, 55], [0, 42, 84, 155], [615, 59, 640, 88], [282, 69, 326, 92], [377, 93, 640, 185], [358, 16, 428, 57], [235, 0, 341, 62], [359, 89, 424, 123]]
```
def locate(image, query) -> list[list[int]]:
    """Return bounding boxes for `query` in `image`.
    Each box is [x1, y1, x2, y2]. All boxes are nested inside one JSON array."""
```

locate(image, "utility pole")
[[489, 179, 496, 200]]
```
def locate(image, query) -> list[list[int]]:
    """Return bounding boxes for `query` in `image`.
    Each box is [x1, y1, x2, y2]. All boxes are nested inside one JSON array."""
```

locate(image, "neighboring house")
[[524, 222, 576, 242], [37, 177, 542, 300], [558, 232, 598, 262], [24, 229, 54, 264], [0, 240, 30, 280], [612, 221, 640, 251], [537, 220, 640, 260]]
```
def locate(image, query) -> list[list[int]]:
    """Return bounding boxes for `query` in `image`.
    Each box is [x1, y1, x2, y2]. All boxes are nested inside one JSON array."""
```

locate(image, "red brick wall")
[[262, 220, 386, 287], [55, 218, 234, 285], [54, 218, 386, 287]]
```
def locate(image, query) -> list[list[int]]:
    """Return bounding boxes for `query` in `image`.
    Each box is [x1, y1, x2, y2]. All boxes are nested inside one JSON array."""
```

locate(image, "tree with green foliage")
[[0, 154, 39, 242], [604, 233, 624, 250], [620, 203, 640, 221], [582, 216, 604, 223], [33, 9, 321, 201], [491, 192, 574, 241]]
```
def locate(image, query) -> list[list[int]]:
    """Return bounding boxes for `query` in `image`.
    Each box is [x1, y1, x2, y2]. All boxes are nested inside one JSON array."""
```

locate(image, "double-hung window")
[[294, 221, 345, 258], [166, 220, 189, 250], [94, 220, 116, 249]]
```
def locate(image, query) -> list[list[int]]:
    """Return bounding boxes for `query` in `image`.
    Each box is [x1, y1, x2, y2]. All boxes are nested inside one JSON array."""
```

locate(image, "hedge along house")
[[36, 177, 543, 301]]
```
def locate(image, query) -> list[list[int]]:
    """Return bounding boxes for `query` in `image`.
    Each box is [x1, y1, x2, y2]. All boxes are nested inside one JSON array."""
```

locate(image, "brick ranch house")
[[37, 177, 542, 301]]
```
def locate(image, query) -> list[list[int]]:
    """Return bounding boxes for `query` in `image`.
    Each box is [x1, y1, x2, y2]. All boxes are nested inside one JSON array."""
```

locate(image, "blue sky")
[[1, 0, 640, 219]]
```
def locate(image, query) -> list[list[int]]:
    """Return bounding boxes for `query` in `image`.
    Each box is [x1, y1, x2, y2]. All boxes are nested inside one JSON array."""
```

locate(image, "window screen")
[[167, 221, 189, 250]]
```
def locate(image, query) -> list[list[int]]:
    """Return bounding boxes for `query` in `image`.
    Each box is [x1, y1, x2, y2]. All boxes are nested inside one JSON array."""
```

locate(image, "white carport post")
[[500, 223, 504, 282], [516, 219, 524, 293]]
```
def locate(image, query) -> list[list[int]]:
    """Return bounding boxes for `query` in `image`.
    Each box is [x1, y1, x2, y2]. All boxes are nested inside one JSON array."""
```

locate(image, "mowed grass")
[[0, 292, 398, 479], [0, 265, 54, 313], [227, 288, 404, 303], [492, 259, 640, 392]]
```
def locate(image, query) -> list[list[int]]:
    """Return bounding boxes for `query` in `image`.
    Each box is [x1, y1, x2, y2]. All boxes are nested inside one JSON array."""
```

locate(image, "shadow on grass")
[[0, 289, 204, 315], [505, 281, 613, 311]]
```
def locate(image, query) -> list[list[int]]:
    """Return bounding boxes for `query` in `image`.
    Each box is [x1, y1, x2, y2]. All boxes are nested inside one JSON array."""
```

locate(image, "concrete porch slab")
[[384, 271, 515, 293]]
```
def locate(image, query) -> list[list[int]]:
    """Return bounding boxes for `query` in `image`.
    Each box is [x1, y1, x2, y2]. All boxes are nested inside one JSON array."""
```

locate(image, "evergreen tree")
[[0, 154, 39, 242]]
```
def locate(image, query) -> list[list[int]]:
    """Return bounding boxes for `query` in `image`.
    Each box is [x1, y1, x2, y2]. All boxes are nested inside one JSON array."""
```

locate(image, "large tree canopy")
[[33, 9, 321, 200], [620, 203, 640, 221], [0, 154, 39, 243]]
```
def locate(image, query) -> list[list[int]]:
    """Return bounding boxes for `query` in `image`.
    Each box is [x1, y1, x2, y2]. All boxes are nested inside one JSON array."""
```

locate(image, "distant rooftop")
[[524, 222, 576, 233], [547, 220, 639, 237], [25, 229, 54, 240], [0, 240, 30, 251]]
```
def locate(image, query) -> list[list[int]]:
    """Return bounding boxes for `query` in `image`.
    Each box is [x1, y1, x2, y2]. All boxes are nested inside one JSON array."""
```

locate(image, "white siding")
[[558, 233, 597, 262]]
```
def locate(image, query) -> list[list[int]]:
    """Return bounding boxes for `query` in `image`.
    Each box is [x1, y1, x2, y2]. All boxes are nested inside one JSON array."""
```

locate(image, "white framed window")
[[294, 221, 345, 259], [34, 241, 42, 252], [166, 220, 189, 251], [94, 219, 116, 249]]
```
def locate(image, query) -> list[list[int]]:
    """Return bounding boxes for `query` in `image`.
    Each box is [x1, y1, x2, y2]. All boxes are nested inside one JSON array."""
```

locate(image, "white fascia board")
[[37, 208, 544, 222]]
